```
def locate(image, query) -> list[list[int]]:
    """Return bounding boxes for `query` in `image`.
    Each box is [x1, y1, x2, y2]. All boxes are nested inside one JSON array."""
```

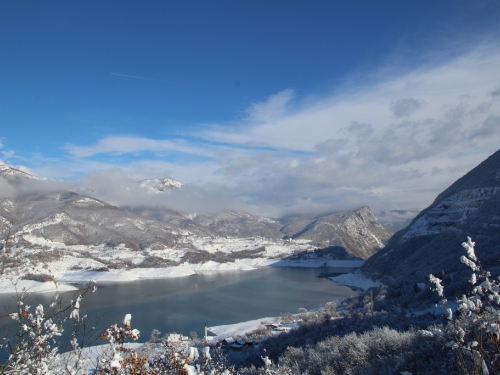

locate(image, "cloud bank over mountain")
[[4, 43, 500, 216]]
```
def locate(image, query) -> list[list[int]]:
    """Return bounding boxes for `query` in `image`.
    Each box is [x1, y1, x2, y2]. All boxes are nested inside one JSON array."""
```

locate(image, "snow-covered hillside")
[[362, 148, 500, 286], [403, 187, 499, 240]]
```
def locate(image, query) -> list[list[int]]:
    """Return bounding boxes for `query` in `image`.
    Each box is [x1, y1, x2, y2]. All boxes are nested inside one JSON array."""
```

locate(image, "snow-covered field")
[[0, 236, 367, 294]]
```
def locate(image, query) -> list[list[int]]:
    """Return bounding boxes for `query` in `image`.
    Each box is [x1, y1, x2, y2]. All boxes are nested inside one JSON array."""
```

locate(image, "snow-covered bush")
[[0, 287, 234, 374], [430, 237, 500, 374], [149, 329, 161, 344], [93, 315, 236, 374], [238, 326, 446, 375], [0, 281, 97, 375], [95, 314, 149, 374]]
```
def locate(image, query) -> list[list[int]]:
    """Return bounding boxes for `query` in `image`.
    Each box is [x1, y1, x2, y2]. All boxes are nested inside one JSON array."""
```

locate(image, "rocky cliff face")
[[362, 148, 500, 285], [279, 207, 392, 259]]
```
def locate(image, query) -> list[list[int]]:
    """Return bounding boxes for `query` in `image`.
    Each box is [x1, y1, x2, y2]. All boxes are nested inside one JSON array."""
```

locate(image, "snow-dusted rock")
[[362, 148, 500, 286]]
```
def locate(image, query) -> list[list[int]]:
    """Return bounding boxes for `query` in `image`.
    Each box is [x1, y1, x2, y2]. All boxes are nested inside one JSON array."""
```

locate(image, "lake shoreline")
[[0, 258, 365, 294]]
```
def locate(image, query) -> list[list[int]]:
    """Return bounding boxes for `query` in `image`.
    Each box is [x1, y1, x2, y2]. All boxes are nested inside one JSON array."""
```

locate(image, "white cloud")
[[246, 88, 295, 123], [205, 44, 500, 155], [204, 44, 500, 213], [60, 169, 244, 214], [390, 97, 424, 118], [27, 42, 500, 216], [64, 136, 213, 159], [15, 165, 35, 175], [0, 179, 15, 199]]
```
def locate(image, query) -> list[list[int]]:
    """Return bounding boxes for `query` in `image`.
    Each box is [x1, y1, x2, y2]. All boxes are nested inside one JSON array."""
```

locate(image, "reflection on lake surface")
[[0, 267, 357, 344]]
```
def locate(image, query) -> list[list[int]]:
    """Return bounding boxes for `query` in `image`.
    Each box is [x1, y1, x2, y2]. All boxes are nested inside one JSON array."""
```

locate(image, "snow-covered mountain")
[[130, 206, 391, 259], [139, 177, 183, 193], [0, 167, 194, 251], [279, 207, 392, 259], [0, 164, 47, 185], [0, 190, 193, 251], [362, 148, 500, 285], [0, 165, 391, 270]]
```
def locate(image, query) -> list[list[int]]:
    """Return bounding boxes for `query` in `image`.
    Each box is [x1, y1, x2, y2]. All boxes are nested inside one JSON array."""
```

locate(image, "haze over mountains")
[[0, 164, 392, 262], [362, 148, 500, 287]]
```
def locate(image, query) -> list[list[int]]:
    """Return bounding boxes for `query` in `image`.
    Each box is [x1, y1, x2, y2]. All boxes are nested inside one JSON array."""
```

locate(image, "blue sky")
[[1, 1, 500, 215]]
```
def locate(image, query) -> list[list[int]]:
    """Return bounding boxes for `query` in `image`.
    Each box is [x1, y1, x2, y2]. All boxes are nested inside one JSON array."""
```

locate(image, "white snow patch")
[[209, 317, 279, 339], [74, 197, 104, 206], [0, 279, 78, 294], [53, 343, 143, 373], [330, 270, 382, 291], [20, 213, 66, 233]]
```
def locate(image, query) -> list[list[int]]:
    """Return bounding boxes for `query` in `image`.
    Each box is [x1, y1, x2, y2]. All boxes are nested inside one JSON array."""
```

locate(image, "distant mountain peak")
[[139, 177, 183, 193], [0, 163, 48, 184], [279, 206, 392, 259]]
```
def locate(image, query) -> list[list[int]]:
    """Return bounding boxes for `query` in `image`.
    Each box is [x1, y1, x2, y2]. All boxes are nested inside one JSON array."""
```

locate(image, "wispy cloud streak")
[[110, 73, 165, 82]]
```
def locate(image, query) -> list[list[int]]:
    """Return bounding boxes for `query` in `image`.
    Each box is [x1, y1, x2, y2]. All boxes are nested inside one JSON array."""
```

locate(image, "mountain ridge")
[[0, 164, 392, 261], [362, 148, 500, 287]]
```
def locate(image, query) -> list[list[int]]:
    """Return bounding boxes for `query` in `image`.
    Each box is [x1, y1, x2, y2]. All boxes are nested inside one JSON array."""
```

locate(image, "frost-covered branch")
[[0, 280, 97, 375], [431, 237, 500, 375]]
